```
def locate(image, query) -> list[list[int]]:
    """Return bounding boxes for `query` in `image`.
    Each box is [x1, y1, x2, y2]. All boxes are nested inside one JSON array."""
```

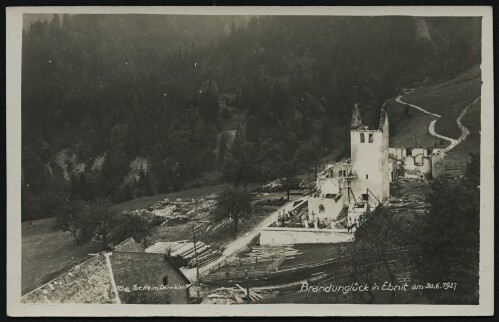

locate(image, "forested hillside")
[[21, 14, 481, 221]]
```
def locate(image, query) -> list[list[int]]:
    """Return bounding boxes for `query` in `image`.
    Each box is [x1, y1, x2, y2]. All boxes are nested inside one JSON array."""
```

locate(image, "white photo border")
[[6, 5, 494, 317]]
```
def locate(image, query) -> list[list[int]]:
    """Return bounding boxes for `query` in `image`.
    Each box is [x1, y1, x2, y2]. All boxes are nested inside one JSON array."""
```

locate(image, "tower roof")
[[378, 103, 388, 130], [351, 103, 363, 129]]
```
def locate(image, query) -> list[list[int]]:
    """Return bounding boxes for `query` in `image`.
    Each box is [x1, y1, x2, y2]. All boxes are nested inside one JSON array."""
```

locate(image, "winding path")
[[396, 95, 480, 153], [396, 95, 442, 118], [428, 120, 458, 152]]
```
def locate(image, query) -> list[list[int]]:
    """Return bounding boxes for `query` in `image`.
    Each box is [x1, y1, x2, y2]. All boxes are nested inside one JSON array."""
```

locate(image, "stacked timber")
[[201, 286, 266, 304], [245, 245, 300, 262], [186, 249, 224, 268], [146, 240, 224, 268], [266, 254, 286, 273], [145, 240, 189, 254]]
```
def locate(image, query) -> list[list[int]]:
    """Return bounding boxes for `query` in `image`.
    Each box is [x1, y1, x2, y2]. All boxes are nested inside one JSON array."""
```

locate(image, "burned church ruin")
[[308, 103, 445, 233], [308, 103, 390, 232], [260, 102, 445, 245]]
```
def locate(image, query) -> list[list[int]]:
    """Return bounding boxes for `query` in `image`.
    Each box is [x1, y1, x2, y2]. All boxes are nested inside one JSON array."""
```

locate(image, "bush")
[[111, 212, 157, 245]]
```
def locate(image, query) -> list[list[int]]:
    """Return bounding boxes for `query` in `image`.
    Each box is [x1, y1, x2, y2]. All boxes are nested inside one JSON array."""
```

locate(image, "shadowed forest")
[[22, 15, 481, 221]]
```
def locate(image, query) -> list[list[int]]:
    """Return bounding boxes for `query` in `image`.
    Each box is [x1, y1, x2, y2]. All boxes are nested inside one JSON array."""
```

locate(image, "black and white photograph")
[[6, 6, 494, 317]]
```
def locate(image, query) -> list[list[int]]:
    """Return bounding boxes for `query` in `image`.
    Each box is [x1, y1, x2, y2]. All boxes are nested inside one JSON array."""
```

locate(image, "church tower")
[[349, 103, 390, 205]]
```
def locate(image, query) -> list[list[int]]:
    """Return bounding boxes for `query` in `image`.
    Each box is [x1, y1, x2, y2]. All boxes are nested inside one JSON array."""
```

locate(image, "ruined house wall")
[[331, 162, 352, 179], [431, 150, 445, 178], [404, 156, 432, 179], [389, 158, 398, 182], [389, 147, 434, 180], [308, 194, 347, 221], [381, 115, 390, 201], [347, 203, 369, 227], [319, 178, 340, 195]]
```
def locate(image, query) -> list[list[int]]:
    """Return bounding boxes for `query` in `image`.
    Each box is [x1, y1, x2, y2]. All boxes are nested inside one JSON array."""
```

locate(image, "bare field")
[[21, 184, 291, 294], [386, 98, 444, 149], [22, 185, 229, 294], [21, 218, 101, 295]]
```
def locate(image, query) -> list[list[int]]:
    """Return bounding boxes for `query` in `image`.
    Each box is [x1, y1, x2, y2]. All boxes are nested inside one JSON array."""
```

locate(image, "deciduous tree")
[[215, 189, 253, 234]]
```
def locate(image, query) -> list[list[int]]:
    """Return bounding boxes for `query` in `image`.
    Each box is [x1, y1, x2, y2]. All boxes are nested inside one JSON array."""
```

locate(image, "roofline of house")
[[114, 236, 135, 247], [21, 254, 104, 298], [109, 250, 192, 285], [104, 252, 121, 303]]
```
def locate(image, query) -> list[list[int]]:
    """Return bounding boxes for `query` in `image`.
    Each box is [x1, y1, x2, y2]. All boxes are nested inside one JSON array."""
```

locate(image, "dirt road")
[[396, 95, 442, 118], [396, 95, 480, 153]]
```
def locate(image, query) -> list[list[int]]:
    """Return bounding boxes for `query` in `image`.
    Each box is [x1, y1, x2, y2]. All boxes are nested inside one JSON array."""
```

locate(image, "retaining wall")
[[260, 227, 353, 245]]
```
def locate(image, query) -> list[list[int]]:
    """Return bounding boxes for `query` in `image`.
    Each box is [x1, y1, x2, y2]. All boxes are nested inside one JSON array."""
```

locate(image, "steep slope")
[[387, 66, 481, 176], [21, 15, 481, 221]]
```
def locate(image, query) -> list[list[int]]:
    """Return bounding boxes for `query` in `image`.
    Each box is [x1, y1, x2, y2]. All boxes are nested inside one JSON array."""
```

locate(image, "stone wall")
[[260, 227, 353, 245]]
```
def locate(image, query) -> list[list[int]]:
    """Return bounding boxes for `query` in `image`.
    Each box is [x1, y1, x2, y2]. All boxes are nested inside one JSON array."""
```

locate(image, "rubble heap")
[[128, 197, 216, 226]]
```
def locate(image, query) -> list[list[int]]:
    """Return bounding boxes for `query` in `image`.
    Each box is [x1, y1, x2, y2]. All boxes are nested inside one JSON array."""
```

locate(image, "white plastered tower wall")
[[349, 104, 390, 204]]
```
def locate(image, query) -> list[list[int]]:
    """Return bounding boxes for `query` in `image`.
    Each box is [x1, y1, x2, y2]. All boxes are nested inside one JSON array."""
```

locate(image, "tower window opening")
[[369, 133, 373, 143], [366, 174, 368, 179], [360, 133, 365, 143]]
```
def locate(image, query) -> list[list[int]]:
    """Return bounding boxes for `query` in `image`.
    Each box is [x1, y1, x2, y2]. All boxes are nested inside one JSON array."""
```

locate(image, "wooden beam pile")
[[146, 240, 224, 268], [201, 286, 266, 304], [186, 249, 223, 268], [245, 245, 300, 262], [235, 284, 264, 301], [265, 254, 286, 273], [209, 218, 231, 233], [145, 240, 189, 254]]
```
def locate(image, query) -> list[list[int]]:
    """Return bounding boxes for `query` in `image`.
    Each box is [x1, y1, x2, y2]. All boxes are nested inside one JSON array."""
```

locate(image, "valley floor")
[[21, 185, 300, 295]]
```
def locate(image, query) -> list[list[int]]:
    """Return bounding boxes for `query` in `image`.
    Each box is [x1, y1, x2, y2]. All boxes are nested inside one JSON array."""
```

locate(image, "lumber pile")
[[186, 249, 223, 268], [259, 178, 285, 192], [215, 245, 300, 272], [245, 245, 300, 262], [388, 195, 429, 214], [128, 197, 217, 226], [145, 240, 188, 254], [235, 284, 264, 301], [208, 217, 232, 233], [201, 286, 266, 304], [145, 240, 224, 268], [266, 254, 286, 273]]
